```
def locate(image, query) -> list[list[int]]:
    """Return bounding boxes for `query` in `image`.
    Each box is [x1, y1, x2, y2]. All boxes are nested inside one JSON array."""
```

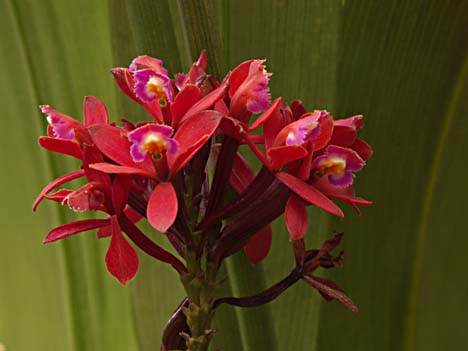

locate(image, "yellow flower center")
[[316, 157, 346, 176], [143, 133, 167, 156], [146, 77, 168, 107]]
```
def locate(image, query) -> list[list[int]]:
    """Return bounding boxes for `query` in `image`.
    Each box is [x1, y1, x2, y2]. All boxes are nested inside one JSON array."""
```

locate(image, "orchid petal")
[[38, 136, 83, 159], [350, 138, 373, 161], [170, 84, 201, 129], [147, 182, 178, 233], [87, 124, 154, 174], [334, 115, 363, 130], [33, 169, 86, 211], [168, 111, 222, 176], [45, 189, 73, 203], [43, 218, 111, 243], [129, 55, 168, 76], [181, 82, 228, 124], [276, 172, 344, 218], [268, 145, 308, 170], [83, 96, 109, 127], [40, 105, 83, 141], [244, 225, 272, 264], [249, 97, 282, 131], [230, 60, 271, 118], [285, 194, 308, 240], [329, 125, 357, 147], [111, 67, 139, 102], [90, 163, 155, 178], [105, 216, 139, 285], [65, 182, 105, 212], [290, 99, 307, 119]]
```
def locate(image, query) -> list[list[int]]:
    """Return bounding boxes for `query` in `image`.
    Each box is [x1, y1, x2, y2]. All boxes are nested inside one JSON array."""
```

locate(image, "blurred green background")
[[1, 0, 467, 350]]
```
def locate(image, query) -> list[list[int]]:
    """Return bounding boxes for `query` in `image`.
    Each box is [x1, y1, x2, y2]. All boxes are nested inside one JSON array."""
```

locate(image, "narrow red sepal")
[[276, 172, 344, 218], [90, 163, 155, 178], [249, 97, 282, 131], [43, 218, 111, 243]]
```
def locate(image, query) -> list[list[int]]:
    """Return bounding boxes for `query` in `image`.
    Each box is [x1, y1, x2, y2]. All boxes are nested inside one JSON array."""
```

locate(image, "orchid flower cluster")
[[34, 51, 372, 350]]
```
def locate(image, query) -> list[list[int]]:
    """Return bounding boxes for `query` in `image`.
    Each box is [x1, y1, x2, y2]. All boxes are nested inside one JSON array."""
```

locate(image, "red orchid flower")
[[34, 96, 185, 284]]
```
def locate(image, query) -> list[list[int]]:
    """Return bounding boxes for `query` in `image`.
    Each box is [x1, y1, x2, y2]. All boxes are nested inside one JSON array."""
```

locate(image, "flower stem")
[[181, 247, 218, 350]]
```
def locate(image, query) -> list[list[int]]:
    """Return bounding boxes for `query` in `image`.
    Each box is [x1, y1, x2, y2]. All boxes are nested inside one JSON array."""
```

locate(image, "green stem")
[[182, 248, 218, 351]]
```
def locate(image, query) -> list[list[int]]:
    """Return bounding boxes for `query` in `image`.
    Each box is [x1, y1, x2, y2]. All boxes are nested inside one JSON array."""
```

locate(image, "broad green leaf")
[[317, 2, 468, 351]]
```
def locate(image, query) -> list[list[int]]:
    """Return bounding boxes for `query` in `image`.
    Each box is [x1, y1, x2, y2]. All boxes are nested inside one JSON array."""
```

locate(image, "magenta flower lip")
[[127, 124, 178, 162], [41, 105, 78, 141], [312, 145, 365, 187], [133, 69, 173, 105]]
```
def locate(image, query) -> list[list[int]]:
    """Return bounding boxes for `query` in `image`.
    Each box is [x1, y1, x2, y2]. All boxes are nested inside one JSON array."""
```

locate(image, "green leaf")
[[317, 2, 468, 351]]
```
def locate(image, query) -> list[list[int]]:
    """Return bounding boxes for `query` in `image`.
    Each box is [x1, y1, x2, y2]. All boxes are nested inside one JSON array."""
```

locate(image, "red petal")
[[171, 84, 201, 129], [111, 175, 131, 214], [87, 124, 154, 174], [329, 125, 356, 147], [38, 137, 83, 159], [196, 50, 208, 70], [111, 68, 139, 103], [90, 163, 155, 178], [268, 145, 308, 170], [168, 111, 222, 176], [314, 177, 372, 211], [276, 172, 344, 218], [219, 116, 248, 141], [143, 100, 164, 124], [83, 96, 109, 127], [285, 194, 308, 240], [290, 99, 307, 119], [244, 225, 272, 264], [43, 218, 111, 243], [105, 216, 139, 285], [181, 83, 228, 124], [45, 189, 73, 203], [313, 113, 334, 151], [228, 60, 252, 98], [147, 182, 178, 233], [66, 182, 105, 212], [97, 225, 112, 238], [263, 102, 293, 150], [33, 169, 85, 211], [249, 97, 282, 131], [169, 136, 209, 177], [350, 138, 373, 161]]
